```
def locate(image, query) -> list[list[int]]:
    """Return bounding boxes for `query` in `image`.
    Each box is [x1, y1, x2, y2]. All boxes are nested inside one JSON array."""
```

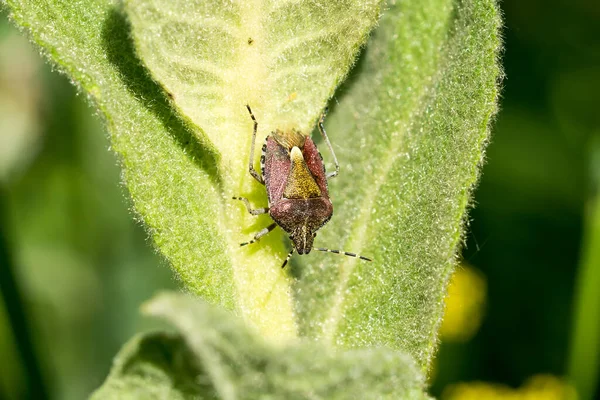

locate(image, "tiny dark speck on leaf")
[[248, 37, 254, 45]]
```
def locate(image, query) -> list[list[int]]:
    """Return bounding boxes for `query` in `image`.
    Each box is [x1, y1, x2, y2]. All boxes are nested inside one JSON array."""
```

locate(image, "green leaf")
[[92, 292, 431, 400], [2, 0, 384, 342], [3, 0, 236, 314], [122, 0, 384, 340], [292, 0, 502, 371], [3, 0, 502, 375], [123, 0, 501, 371], [90, 332, 215, 400], [124, 0, 382, 147]]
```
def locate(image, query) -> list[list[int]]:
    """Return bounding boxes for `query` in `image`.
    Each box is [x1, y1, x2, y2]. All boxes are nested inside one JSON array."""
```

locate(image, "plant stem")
[[0, 186, 50, 400], [568, 181, 600, 399]]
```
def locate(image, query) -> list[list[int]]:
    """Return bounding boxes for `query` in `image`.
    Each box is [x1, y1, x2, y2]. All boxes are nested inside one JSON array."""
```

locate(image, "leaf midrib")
[[221, 0, 299, 342]]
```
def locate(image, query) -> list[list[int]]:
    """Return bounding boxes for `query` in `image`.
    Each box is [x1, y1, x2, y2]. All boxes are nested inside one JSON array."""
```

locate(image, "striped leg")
[[281, 248, 295, 269], [246, 105, 264, 184], [232, 196, 269, 215], [314, 247, 372, 262], [240, 223, 277, 247]]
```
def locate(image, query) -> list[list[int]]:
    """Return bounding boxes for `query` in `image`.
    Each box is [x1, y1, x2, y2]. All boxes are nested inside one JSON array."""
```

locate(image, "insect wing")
[[263, 136, 291, 205], [302, 137, 330, 199]]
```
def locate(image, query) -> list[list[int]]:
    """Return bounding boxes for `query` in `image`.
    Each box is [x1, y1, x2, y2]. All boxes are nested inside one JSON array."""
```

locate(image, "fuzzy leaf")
[[2, 0, 384, 342], [124, 0, 382, 149], [92, 292, 431, 400], [123, 0, 384, 340], [3, 0, 502, 375], [124, 0, 501, 370], [290, 0, 502, 371], [3, 0, 236, 314]]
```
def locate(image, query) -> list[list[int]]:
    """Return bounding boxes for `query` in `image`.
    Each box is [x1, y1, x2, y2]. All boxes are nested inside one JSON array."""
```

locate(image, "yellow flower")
[[440, 265, 487, 342], [442, 374, 578, 400]]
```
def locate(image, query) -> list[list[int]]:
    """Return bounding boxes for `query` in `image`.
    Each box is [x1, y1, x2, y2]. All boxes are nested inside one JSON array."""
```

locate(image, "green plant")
[[2, 0, 502, 397]]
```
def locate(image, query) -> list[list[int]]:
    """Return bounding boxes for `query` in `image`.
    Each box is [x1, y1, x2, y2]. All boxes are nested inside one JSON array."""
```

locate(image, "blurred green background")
[[1, 1, 599, 399]]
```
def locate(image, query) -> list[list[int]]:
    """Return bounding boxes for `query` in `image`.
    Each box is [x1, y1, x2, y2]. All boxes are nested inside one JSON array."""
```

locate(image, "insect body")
[[234, 105, 372, 268]]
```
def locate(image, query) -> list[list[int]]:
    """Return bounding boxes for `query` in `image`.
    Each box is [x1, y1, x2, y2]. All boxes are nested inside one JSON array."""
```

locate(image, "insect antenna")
[[314, 248, 372, 262], [281, 248, 295, 269]]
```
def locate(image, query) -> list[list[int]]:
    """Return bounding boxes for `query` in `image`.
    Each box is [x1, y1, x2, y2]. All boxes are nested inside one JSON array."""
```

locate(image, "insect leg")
[[314, 247, 372, 262], [240, 223, 277, 247], [281, 248, 295, 269], [318, 107, 340, 179], [246, 105, 264, 184], [232, 197, 269, 215]]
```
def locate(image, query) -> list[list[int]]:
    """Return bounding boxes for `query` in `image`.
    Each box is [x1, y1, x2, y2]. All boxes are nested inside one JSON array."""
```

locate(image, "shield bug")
[[233, 105, 372, 268]]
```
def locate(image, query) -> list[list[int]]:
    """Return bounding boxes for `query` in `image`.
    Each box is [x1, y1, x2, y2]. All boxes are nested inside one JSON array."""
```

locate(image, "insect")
[[233, 105, 372, 268]]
